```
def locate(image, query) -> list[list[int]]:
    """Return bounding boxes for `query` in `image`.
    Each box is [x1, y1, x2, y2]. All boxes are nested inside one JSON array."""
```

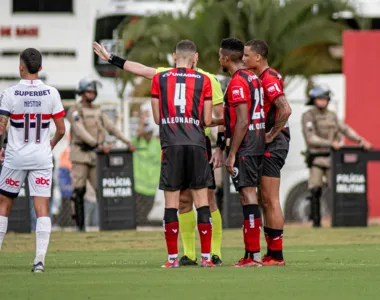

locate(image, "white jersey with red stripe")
[[0, 79, 65, 170]]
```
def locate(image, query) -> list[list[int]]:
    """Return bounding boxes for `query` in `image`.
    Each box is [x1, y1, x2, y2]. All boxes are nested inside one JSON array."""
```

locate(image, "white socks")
[[34, 217, 51, 265], [0, 216, 8, 249]]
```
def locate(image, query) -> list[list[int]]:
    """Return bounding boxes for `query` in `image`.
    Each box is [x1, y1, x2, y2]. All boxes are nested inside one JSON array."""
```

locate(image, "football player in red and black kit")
[[151, 40, 215, 268], [243, 40, 292, 266], [219, 38, 266, 267]]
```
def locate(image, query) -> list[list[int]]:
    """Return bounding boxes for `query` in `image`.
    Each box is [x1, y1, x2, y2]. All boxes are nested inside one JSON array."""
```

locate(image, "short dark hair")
[[20, 48, 42, 74], [175, 40, 197, 53], [220, 38, 244, 61], [245, 40, 269, 59]]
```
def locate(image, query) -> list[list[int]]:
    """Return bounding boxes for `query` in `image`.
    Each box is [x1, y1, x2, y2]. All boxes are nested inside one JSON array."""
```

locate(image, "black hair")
[[245, 40, 269, 59], [20, 48, 42, 74], [220, 38, 244, 61]]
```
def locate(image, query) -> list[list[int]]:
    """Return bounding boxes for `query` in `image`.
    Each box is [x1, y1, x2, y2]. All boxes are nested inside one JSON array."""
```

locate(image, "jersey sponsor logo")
[[5, 178, 19, 187], [266, 83, 281, 96], [162, 72, 201, 79], [35, 177, 50, 186], [14, 90, 51, 97], [161, 116, 200, 126], [231, 86, 244, 101]]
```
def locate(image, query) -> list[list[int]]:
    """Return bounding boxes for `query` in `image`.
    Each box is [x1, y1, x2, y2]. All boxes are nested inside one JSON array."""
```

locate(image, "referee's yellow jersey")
[[156, 67, 223, 137]]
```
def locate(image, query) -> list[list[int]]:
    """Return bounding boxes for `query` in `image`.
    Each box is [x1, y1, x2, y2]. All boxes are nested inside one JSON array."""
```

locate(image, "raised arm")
[[93, 42, 156, 79]]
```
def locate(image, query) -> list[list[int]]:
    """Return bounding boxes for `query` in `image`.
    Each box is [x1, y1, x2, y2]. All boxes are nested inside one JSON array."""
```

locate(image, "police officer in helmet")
[[301, 85, 371, 227], [67, 78, 135, 231]]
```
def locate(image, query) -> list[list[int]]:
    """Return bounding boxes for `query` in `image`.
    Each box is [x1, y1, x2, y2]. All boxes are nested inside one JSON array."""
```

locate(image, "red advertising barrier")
[[343, 31, 380, 217]]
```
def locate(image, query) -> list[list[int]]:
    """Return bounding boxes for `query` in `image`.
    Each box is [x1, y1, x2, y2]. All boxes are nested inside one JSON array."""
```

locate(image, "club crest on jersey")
[[232, 86, 244, 101], [266, 83, 281, 96]]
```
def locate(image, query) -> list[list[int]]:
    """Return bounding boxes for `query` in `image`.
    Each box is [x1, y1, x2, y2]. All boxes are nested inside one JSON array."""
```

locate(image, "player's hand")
[[360, 138, 372, 150], [225, 154, 236, 176], [102, 143, 112, 154], [210, 147, 223, 170], [331, 141, 341, 150], [0, 147, 5, 163], [93, 42, 111, 61], [265, 129, 275, 144], [50, 140, 56, 150], [127, 142, 136, 152]]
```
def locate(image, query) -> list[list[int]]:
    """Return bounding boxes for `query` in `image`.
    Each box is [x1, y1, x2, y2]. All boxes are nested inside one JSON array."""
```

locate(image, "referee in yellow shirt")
[[93, 41, 225, 266]]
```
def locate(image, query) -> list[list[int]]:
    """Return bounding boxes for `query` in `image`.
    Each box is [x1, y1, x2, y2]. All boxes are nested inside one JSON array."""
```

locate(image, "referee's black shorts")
[[159, 145, 213, 191], [206, 136, 216, 190]]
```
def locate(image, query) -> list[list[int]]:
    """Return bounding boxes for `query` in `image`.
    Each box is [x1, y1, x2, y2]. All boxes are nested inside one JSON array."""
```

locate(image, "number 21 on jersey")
[[252, 87, 264, 120]]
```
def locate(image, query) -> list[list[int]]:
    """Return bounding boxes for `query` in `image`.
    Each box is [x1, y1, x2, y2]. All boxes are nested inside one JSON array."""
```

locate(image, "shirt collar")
[[19, 79, 43, 85]]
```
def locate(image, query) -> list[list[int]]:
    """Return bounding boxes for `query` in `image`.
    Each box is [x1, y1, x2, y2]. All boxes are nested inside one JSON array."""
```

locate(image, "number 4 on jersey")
[[174, 83, 186, 113]]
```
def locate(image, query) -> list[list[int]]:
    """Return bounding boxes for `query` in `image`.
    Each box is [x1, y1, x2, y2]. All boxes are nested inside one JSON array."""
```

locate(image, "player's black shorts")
[[159, 145, 213, 191], [206, 136, 216, 190], [230, 154, 264, 192], [262, 150, 288, 178]]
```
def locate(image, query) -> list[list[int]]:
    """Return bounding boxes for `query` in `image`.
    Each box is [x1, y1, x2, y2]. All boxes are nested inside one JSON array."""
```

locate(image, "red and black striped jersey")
[[260, 67, 290, 152], [224, 69, 265, 156], [151, 68, 212, 149]]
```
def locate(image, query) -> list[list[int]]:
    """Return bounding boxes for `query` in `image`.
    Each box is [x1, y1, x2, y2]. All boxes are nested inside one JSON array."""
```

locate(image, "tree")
[[115, 0, 358, 96]]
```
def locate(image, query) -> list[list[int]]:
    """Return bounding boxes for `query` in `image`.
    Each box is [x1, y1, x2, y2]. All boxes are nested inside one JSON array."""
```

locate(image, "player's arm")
[[301, 111, 334, 148], [203, 76, 213, 127], [93, 42, 156, 79], [226, 103, 248, 176], [210, 102, 224, 169], [0, 91, 10, 141], [267, 95, 292, 143], [0, 115, 8, 138], [203, 100, 212, 127], [51, 116, 66, 150], [262, 77, 291, 143], [151, 74, 160, 125], [337, 119, 372, 150], [50, 90, 66, 149], [101, 113, 135, 151]]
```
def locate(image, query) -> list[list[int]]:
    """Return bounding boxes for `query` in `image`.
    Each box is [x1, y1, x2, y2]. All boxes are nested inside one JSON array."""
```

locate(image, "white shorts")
[[0, 166, 53, 198]]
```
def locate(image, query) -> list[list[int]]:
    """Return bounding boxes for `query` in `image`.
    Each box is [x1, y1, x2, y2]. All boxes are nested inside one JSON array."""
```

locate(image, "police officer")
[[67, 79, 136, 231], [301, 85, 371, 227]]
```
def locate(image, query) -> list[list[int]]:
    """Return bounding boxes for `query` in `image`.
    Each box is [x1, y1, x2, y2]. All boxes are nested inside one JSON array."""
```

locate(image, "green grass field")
[[1, 226, 380, 300]]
